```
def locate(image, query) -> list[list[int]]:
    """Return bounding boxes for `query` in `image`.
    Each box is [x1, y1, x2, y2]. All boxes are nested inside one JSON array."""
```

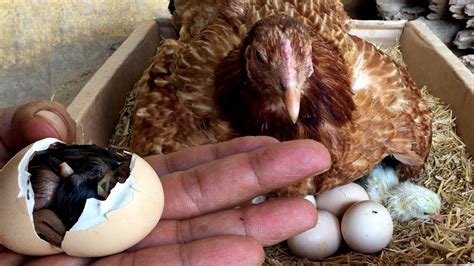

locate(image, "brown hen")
[[131, 0, 431, 196]]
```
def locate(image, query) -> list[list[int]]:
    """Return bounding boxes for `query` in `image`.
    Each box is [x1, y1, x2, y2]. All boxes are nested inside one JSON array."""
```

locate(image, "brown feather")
[[215, 15, 354, 146], [131, 0, 432, 197]]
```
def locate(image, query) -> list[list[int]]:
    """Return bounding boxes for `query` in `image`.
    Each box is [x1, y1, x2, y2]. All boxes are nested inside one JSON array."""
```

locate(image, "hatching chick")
[[28, 143, 131, 246], [360, 163, 441, 222], [359, 164, 399, 203]]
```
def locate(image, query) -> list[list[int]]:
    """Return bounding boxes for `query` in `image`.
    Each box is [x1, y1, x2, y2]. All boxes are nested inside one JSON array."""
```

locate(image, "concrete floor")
[[0, 1, 169, 107]]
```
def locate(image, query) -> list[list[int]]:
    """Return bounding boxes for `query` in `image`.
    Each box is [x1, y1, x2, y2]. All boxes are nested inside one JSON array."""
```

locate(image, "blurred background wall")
[[0, 1, 169, 106], [1, 0, 463, 107]]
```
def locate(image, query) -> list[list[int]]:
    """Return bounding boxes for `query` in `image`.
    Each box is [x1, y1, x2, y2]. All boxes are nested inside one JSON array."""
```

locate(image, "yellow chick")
[[359, 164, 399, 203], [359, 163, 441, 222], [384, 181, 441, 222]]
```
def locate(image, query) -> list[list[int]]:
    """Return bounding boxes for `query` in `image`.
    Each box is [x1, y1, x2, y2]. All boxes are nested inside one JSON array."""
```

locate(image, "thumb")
[[0, 101, 76, 165]]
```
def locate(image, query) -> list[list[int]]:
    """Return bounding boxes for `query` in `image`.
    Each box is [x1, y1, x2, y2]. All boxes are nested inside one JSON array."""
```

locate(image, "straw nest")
[[108, 47, 473, 264]]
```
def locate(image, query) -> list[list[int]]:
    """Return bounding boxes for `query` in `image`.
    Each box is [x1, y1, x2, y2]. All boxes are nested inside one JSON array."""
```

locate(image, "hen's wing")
[[346, 37, 432, 176], [131, 7, 244, 156], [247, 1, 431, 195]]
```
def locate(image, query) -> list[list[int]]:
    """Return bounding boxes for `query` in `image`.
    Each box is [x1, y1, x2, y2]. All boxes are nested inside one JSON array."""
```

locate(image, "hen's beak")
[[284, 88, 301, 124]]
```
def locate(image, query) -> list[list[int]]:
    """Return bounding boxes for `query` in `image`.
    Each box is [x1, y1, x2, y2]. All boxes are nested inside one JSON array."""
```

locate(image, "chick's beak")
[[284, 88, 301, 124], [430, 212, 444, 223]]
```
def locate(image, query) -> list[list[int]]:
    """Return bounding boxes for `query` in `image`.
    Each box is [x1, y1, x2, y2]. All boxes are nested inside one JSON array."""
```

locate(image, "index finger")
[[145, 136, 278, 176], [161, 139, 331, 220]]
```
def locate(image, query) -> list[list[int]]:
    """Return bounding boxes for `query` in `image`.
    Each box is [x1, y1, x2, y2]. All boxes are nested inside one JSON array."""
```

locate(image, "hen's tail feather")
[[131, 12, 243, 156]]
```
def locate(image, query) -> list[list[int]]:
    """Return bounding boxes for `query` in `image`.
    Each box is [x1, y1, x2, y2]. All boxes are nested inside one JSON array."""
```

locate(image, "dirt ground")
[[0, 1, 169, 107]]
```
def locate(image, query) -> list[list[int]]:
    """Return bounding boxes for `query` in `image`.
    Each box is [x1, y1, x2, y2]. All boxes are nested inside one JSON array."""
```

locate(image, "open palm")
[[0, 103, 330, 265]]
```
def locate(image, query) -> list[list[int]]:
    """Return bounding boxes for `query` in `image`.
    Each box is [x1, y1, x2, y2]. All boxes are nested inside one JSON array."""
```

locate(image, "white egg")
[[304, 195, 317, 206], [250, 195, 268, 204], [239, 195, 268, 207], [316, 183, 369, 217], [287, 210, 341, 260], [341, 200, 393, 254]]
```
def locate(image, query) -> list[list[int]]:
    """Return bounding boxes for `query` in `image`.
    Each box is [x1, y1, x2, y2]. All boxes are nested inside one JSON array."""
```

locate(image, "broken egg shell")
[[0, 138, 164, 257]]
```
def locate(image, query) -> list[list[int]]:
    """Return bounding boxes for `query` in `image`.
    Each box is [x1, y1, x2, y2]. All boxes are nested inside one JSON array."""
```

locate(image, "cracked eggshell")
[[0, 138, 62, 256], [0, 138, 164, 257]]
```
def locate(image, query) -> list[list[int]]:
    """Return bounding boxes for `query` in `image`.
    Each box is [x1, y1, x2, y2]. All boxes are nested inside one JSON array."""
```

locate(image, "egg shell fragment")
[[0, 138, 62, 255], [0, 138, 165, 257], [61, 155, 164, 257], [287, 210, 341, 260], [341, 200, 393, 254], [316, 182, 369, 217]]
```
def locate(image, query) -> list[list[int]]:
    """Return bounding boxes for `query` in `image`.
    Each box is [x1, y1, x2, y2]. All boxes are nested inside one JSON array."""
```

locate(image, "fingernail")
[[35, 110, 68, 141], [313, 166, 331, 176]]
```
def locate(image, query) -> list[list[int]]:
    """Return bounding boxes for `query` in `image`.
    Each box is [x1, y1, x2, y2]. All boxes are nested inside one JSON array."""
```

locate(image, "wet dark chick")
[[28, 143, 131, 246]]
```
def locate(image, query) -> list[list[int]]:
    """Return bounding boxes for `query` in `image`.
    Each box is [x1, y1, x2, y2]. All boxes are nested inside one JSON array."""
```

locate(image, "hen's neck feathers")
[[215, 18, 354, 146]]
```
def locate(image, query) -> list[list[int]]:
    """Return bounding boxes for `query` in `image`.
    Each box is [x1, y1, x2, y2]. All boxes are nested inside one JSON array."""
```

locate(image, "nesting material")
[[108, 89, 136, 153], [108, 46, 473, 264], [264, 46, 474, 264]]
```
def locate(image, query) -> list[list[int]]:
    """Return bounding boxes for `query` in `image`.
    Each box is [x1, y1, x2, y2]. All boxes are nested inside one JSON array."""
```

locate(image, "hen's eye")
[[279, 81, 286, 91], [256, 50, 266, 64]]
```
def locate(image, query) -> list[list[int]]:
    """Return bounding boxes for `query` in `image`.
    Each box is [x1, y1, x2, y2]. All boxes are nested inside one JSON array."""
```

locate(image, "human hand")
[[2, 136, 331, 265], [0, 100, 76, 264], [0, 100, 76, 167]]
